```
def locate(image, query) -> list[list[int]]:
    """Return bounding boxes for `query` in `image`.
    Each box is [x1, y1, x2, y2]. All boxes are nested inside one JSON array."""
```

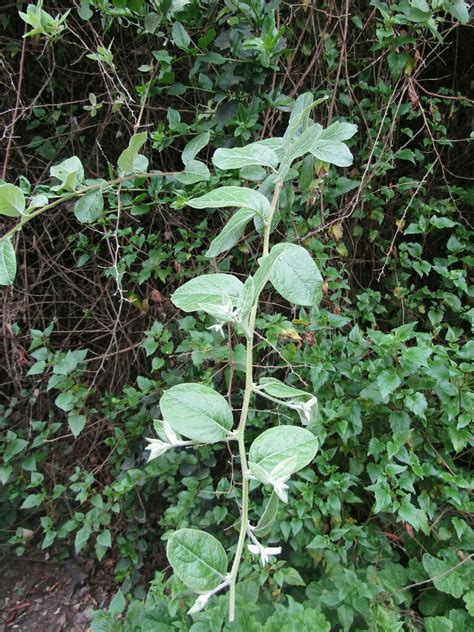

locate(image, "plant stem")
[[263, 180, 283, 258], [228, 179, 282, 622], [0, 171, 179, 243]]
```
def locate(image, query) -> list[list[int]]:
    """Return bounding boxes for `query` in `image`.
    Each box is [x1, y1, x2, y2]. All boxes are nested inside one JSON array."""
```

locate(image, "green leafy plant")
[[143, 92, 357, 621], [19, 1, 70, 39]]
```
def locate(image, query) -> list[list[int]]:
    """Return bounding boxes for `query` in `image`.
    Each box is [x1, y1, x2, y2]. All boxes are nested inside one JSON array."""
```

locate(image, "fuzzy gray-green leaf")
[[160, 383, 233, 443], [167, 528, 227, 592]]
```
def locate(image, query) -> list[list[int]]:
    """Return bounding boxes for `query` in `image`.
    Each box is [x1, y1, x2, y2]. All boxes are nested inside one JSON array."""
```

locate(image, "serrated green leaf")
[[167, 528, 227, 592], [0, 183, 25, 217], [422, 553, 467, 598], [188, 186, 270, 217], [398, 496, 429, 534], [0, 238, 17, 285], [376, 370, 401, 399], [206, 208, 255, 258], [171, 273, 243, 312], [212, 143, 279, 170], [160, 383, 233, 442], [74, 189, 104, 223]]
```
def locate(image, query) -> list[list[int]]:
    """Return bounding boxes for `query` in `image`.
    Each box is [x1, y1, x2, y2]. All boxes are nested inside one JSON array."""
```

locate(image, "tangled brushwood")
[[0, 1, 473, 630]]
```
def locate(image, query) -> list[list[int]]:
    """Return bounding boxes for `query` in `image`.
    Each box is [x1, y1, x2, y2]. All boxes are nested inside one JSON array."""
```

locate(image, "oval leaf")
[[117, 132, 148, 175], [206, 208, 255, 258], [0, 184, 25, 217], [175, 159, 210, 185], [258, 377, 310, 401], [74, 189, 104, 223], [269, 243, 323, 306], [50, 156, 84, 192], [160, 383, 233, 443], [182, 131, 210, 165], [188, 186, 270, 217], [310, 140, 353, 167], [167, 528, 227, 593], [171, 273, 243, 313], [212, 143, 279, 170], [254, 490, 279, 538], [249, 425, 318, 476], [0, 238, 17, 285]]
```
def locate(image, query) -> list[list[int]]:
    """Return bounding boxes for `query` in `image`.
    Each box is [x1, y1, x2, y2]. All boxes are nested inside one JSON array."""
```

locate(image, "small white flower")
[[163, 420, 180, 445], [247, 543, 282, 566], [145, 437, 171, 462], [296, 396, 318, 425], [187, 578, 230, 615], [187, 592, 211, 614], [208, 322, 225, 337], [271, 477, 290, 503]]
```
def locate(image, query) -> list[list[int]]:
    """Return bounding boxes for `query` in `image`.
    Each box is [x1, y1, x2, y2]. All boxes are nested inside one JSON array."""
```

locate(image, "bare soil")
[[0, 552, 113, 632]]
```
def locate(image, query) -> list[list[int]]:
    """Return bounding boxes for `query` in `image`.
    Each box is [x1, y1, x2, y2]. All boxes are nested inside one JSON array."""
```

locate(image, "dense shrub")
[[0, 1, 472, 630]]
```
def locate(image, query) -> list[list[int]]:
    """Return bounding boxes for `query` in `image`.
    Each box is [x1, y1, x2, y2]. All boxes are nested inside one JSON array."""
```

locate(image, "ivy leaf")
[[117, 132, 148, 175], [167, 528, 227, 592], [404, 392, 427, 418], [398, 496, 429, 534], [188, 186, 270, 217], [422, 553, 467, 598], [249, 425, 318, 477], [50, 156, 84, 192], [182, 131, 210, 164], [376, 370, 401, 399], [206, 208, 255, 258], [74, 189, 104, 223], [424, 617, 453, 632], [175, 159, 210, 185], [171, 273, 243, 312], [212, 143, 279, 170], [160, 383, 233, 442], [0, 238, 17, 286], [0, 183, 26, 217]]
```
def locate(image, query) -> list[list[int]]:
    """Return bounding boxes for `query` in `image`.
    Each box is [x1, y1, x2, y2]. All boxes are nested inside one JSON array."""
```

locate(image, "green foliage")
[[1, 0, 473, 630]]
